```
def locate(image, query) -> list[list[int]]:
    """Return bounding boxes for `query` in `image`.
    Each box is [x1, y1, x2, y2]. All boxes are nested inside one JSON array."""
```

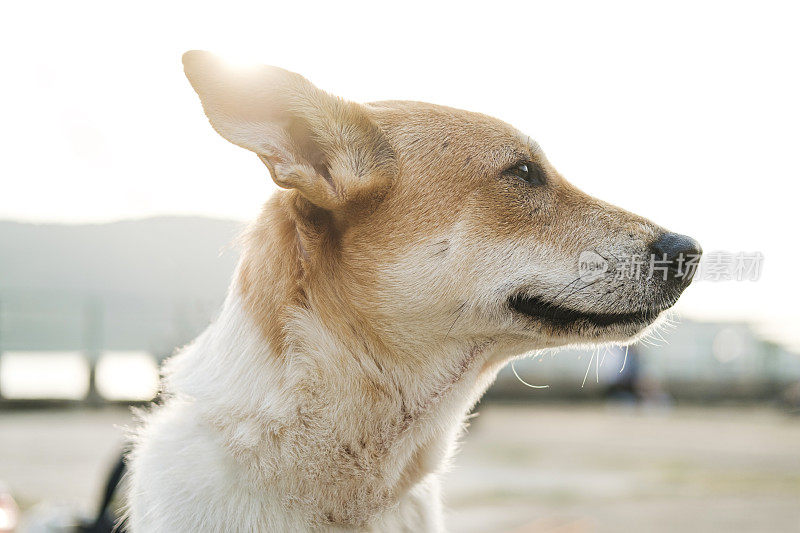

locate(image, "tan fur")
[[126, 51, 697, 532]]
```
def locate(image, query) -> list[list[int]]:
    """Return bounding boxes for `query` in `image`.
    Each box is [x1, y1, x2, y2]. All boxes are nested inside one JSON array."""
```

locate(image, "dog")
[[126, 50, 701, 532]]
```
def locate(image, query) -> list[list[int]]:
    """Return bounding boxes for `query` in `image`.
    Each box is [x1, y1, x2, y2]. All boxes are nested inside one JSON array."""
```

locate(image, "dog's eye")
[[505, 162, 544, 185]]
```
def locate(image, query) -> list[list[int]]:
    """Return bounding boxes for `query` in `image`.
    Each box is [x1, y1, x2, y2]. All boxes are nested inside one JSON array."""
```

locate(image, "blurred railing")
[[0, 290, 218, 405]]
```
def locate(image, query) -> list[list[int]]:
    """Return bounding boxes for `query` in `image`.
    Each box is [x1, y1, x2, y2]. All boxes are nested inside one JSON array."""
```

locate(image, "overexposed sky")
[[1, 1, 797, 347]]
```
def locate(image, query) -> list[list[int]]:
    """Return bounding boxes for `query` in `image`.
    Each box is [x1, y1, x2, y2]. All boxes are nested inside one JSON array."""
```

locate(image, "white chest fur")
[[127, 287, 502, 532]]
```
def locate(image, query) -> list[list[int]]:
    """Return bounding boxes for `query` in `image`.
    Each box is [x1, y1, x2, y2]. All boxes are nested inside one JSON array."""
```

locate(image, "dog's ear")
[[182, 50, 395, 211]]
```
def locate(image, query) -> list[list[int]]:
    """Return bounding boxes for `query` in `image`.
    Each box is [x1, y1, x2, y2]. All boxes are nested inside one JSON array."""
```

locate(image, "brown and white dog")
[[127, 51, 700, 532]]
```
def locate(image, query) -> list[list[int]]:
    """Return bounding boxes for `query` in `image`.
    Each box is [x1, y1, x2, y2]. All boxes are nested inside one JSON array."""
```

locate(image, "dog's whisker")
[[511, 359, 550, 389], [550, 276, 584, 303], [619, 345, 629, 373], [595, 346, 600, 384], [560, 276, 606, 304], [445, 302, 468, 341], [581, 350, 595, 388], [600, 346, 610, 367]]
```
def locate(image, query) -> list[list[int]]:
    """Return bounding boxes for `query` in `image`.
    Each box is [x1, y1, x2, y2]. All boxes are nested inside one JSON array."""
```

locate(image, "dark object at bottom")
[[76, 453, 127, 533]]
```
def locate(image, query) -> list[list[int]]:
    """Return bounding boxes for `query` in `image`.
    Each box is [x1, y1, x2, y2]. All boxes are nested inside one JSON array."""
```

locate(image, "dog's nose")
[[649, 232, 703, 280]]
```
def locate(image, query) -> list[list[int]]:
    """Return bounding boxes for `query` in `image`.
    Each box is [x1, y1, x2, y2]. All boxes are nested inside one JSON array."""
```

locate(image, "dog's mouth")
[[508, 293, 667, 329]]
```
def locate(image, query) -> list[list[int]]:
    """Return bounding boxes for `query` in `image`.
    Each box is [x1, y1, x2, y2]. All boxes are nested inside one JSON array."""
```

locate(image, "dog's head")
[[183, 51, 700, 355]]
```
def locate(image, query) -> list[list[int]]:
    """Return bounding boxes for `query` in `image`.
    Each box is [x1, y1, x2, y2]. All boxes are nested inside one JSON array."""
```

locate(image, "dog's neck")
[[165, 196, 507, 527]]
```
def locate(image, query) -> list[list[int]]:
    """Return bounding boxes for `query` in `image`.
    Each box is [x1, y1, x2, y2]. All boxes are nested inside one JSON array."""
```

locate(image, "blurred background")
[[1, 1, 798, 532]]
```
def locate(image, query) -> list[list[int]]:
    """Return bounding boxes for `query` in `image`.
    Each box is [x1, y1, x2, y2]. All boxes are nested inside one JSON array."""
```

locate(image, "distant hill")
[[0, 217, 243, 354]]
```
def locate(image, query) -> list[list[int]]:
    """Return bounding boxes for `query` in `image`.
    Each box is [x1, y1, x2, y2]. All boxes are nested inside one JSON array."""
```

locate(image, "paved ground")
[[444, 404, 800, 532], [1, 404, 798, 532]]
